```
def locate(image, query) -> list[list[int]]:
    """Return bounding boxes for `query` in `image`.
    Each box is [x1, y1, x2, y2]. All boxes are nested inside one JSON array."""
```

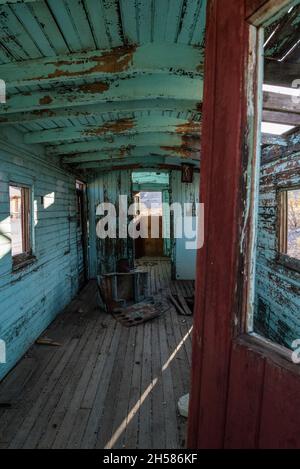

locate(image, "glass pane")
[[287, 189, 300, 260], [9, 186, 23, 256]]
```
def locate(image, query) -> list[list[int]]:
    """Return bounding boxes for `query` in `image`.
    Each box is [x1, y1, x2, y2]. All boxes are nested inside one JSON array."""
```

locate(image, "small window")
[[9, 185, 32, 266], [279, 188, 300, 261]]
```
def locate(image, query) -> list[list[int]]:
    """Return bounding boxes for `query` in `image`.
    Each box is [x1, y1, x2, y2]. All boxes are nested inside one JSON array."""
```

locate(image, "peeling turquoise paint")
[[254, 151, 300, 349], [0, 127, 81, 381]]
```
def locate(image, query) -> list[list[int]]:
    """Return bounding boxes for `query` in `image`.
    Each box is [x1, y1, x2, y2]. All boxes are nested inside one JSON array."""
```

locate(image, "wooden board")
[[0, 259, 193, 449]]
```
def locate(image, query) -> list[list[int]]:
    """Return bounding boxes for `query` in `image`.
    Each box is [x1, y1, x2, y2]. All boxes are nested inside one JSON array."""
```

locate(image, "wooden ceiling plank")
[[0, 1, 38, 4], [0, 43, 203, 89], [0, 98, 202, 125], [69, 155, 199, 170], [0, 74, 202, 114], [23, 116, 201, 144], [46, 132, 200, 156], [264, 60, 300, 87], [263, 109, 300, 126], [263, 90, 300, 113], [264, 5, 300, 60], [61, 145, 200, 164]]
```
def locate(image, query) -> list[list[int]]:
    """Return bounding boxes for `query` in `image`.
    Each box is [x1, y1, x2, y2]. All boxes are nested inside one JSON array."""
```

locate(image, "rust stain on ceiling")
[[39, 96, 53, 105], [83, 118, 135, 136], [160, 145, 195, 158], [78, 82, 110, 94], [176, 121, 201, 134], [31, 45, 137, 82]]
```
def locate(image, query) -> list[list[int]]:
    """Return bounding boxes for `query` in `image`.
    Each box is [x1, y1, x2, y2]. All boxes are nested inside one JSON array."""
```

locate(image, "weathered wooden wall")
[[0, 127, 79, 381], [170, 170, 200, 279], [88, 168, 200, 278], [88, 169, 133, 276], [254, 151, 300, 348]]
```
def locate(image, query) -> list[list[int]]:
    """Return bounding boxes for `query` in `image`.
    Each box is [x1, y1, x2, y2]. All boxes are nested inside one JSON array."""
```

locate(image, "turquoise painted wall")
[[0, 127, 80, 381], [254, 151, 300, 349]]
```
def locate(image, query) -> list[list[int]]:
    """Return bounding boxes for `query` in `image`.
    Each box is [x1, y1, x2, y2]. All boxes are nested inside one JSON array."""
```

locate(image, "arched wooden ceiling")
[[0, 0, 206, 173]]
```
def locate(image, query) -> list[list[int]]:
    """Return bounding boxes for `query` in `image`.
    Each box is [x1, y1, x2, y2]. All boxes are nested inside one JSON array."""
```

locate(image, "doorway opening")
[[132, 171, 171, 260], [76, 180, 88, 289], [134, 191, 164, 258]]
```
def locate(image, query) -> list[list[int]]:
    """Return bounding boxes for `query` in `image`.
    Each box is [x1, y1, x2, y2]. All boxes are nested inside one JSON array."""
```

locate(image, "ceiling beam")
[[264, 61, 300, 88], [262, 109, 300, 126], [24, 117, 201, 145], [0, 1, 37, 3], [62, 146, 200, 164], [69, 155, 200, 171], [46, 132, 200, 156], [0, 75, 202, 114], [0, 43, 203, 90], [0, 98, 202, 126], [264, 5, 300, 61], [263, 91, 300, 114]]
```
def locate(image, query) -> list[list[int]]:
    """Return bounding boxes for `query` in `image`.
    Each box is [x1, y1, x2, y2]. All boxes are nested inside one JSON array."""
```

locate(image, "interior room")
[[0, 0, 299, 451]]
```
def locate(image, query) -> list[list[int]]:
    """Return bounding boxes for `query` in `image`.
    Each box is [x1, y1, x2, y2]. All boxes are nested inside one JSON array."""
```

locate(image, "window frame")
[[277, 185, 300, 273], [239, 0, 300, 362], [9, 183, 35, 271]]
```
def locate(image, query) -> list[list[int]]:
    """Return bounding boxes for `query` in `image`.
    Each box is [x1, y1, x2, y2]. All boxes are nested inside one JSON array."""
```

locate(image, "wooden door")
[[144, 215, 164, 257], [188, 0, 300, 449], [133, 191, 164, 258]]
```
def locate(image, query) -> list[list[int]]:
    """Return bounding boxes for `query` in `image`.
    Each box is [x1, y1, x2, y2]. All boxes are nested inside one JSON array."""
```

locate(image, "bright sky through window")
[[263, 84, 300, 97], [261, 122, 295, 135]]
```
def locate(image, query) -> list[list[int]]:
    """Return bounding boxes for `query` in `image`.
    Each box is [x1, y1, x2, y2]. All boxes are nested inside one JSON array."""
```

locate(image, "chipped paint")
[[175, 121, 201, 134], [78, 82, 110, 94], [254, 149, 300, 348], [36, 45, 137, 82], [39, 96, 53, 106], [160, 145, 199, 159], [83, 118, 135, 137]]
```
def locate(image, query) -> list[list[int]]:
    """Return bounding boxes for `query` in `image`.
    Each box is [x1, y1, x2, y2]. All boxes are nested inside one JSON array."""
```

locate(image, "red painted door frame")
[[188, 0, 300, 449]]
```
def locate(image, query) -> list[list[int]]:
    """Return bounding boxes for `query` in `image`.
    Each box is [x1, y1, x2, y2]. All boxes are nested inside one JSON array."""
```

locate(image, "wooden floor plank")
[[123, 324, 144, 449], [95, 326, 130, 449], [150, 319, 166, 449], [81, 323, 122, 448], [106, 326, 137, 449], [0, 258, 192, 449], [38, 315, 106, 449], [158, 317, 179, 449], [138, 321, 153, 449]]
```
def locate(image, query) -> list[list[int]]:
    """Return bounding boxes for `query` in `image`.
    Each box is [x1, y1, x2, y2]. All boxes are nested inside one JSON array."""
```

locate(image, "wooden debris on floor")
[[35, 337, 62, 347], [97, 270, 149, 313], [169, 293, 194, 316], [113, 299, 169, 327]]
